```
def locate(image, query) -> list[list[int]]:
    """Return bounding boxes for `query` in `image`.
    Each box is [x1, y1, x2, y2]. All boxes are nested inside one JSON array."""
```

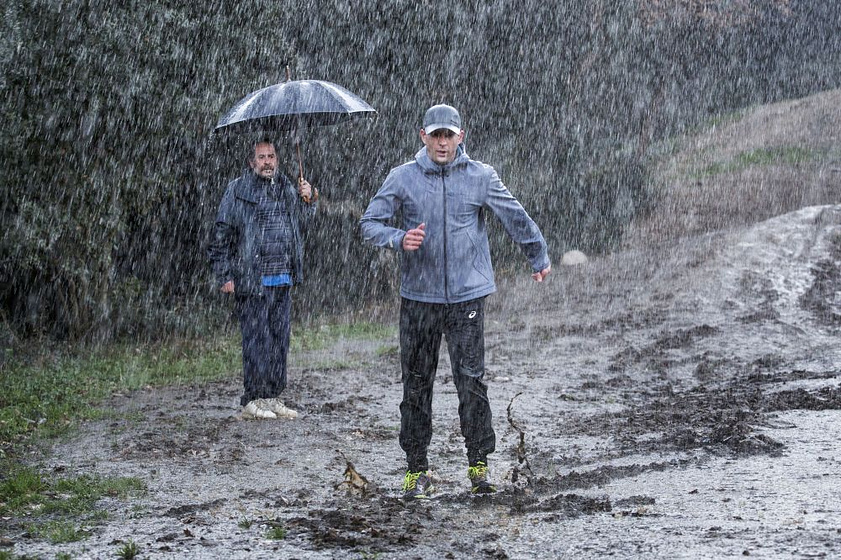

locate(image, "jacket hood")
[[414, 145, 469, 175]]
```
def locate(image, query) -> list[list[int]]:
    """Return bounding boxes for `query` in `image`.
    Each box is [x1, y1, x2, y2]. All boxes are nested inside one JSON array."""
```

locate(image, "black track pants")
[[236, 287, 291, 406], [399, 297, 496, 472]]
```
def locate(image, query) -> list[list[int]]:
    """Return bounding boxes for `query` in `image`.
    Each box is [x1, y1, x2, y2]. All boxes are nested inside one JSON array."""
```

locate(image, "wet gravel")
[[7, 205, 841, 559]]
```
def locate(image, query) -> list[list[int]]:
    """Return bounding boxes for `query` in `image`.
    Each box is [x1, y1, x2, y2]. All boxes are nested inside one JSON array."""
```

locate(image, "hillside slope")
[[627, 88, 841, 246]]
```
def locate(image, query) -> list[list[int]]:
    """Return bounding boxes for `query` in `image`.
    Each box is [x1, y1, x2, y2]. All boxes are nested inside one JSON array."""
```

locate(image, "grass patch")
[[1, 323, 394, 448], [0, 464, 46, 511], [0, 464, 146, 518], [0, 336, 241, 447], [266, 525, 287, 540], [116, 540, 140, 559], [375, 344, 399, 358], [694, 146, 824, 177], [0, 463, 145, 544], [292, 322, 396, 352], [0, 321, 393, 548], [27, 520, 90, 544]]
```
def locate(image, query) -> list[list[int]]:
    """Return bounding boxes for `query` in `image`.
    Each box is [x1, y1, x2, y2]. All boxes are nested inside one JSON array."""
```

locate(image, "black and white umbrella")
[[215, 79, 377, 198], [215, 79, 376, 133]]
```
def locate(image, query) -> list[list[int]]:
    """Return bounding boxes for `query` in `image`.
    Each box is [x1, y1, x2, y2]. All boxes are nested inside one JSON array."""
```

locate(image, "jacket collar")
[[415, 145, 469, 175], [235, 171, 273, 203]]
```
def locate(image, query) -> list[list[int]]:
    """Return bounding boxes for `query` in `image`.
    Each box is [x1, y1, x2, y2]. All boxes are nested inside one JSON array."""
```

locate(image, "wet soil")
[[7, 205, 841, 559]]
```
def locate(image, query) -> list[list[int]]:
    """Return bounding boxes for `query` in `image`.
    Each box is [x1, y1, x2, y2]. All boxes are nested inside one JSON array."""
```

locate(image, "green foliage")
[[116, 540, 140, 560], [695, 146, 825, 177], [0, 463, 145, 546], [735, 146, 819, 166], [1, 0, 840, 342], [266, 524, 287, 540], [0, 464, 146, 518], [46, 475, 145, 516], [0, 0, 295, 341], [0, 465, 46, 511], [292, 322, 396, 352], [0, 553, 38, 560], [27, 520, 89, 544]]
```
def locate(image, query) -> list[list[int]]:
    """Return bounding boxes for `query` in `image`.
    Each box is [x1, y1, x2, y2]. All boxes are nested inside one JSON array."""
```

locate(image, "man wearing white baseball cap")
[[361, 103, 551, 499]]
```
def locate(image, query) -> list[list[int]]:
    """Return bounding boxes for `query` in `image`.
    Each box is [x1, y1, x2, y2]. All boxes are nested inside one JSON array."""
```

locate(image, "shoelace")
[[468, 463, 488, 480], [402, 471, 422, 491]]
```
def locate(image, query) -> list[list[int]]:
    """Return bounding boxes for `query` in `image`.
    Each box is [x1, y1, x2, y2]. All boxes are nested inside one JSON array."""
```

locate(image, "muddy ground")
[[8, 205, 841, 559]]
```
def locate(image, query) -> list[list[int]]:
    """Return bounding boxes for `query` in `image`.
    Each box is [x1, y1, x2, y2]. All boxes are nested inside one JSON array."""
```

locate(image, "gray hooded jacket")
[[360, 146, 550, 304]]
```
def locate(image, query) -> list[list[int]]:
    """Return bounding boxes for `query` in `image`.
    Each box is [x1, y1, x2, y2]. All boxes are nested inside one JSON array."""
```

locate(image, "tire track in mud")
[[608, 324, 721, 375]]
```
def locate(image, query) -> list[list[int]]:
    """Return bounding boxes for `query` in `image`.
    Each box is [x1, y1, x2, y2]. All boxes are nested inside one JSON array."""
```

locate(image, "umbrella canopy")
[[214, 79, 377, 134]]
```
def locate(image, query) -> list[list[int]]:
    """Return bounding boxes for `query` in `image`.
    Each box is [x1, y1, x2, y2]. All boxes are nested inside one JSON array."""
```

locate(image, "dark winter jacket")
[[360, 146, 550, 304], [208, 171, 315, 296]]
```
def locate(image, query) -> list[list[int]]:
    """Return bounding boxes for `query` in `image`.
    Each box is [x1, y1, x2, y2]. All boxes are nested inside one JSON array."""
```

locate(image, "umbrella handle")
[[296, 139, 304, 182], [296, 139, 313, 203]]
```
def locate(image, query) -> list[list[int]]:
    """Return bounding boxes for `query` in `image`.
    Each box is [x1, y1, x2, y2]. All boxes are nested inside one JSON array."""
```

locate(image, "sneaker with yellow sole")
[[468, 461, 497, 494], [401, 470, 434, 499]]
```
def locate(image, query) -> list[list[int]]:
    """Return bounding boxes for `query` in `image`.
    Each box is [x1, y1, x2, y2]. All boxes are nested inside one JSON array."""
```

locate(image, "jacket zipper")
[[441, 170, 449, 302]]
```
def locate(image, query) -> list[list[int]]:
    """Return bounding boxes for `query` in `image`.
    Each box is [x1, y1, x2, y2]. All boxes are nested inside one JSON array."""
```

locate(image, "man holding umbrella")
[[208, 139, 317, 420], [360, 104, 551, 498]]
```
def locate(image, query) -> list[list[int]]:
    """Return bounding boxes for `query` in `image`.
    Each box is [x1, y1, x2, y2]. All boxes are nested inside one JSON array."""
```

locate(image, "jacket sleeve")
[[301, 196, 317, 231], [207, 183, 237, 286], [359, 170, 406, 251], [289, 176, 316, 234], [484, 167, 551, 272]]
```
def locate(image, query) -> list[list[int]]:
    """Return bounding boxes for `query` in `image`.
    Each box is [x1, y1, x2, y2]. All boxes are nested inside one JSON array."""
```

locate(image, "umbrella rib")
[[318, 81, 372, 112]]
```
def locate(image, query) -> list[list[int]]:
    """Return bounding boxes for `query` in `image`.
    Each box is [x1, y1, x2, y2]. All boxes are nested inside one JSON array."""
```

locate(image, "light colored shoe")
[[242, 399, 277, 419], [268, 398, 298, 419]]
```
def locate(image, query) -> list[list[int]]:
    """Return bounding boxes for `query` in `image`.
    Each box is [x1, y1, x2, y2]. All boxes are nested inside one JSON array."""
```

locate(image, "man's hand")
[[402, 223, 426, 251], [532, 265, 551, 283], [221, 280, 235, 293], [298, 177, 317, 203]]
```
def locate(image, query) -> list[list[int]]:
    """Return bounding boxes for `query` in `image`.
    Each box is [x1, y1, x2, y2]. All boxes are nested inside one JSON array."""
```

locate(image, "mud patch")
[[286, 499, 415, 553], [164, 499, 227, 518], [519, 493, 612, 515], [609, 324, 719, 373], [561, 370, 841, 460]]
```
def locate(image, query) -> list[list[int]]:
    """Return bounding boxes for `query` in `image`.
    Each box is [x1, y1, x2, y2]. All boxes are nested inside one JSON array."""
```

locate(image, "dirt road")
[[11, 205, 841, 559]]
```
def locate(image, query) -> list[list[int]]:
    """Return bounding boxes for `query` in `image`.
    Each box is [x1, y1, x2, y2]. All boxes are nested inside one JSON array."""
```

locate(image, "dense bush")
[[1, 0, 839, 342]]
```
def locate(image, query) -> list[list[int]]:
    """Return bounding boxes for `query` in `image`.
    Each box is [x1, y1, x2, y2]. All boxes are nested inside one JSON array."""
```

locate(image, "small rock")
[[561, 250, 588, 266]]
